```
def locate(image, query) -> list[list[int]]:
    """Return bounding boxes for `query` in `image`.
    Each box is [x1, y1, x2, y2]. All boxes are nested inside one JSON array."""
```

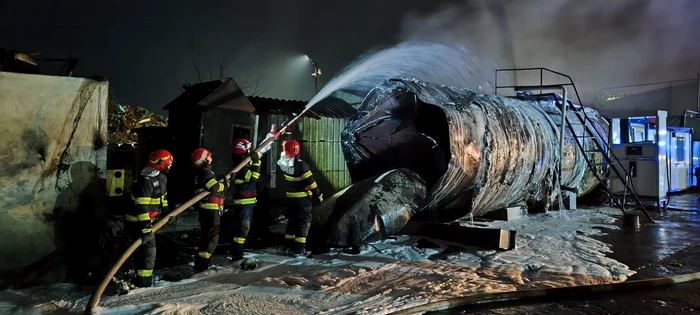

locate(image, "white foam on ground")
[[0, 207, 634, 314]]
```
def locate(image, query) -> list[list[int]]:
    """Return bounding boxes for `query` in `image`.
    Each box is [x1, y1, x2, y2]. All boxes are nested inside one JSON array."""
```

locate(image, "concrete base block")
[[555, 191, 577, 210], [484, 206, 526, 221]]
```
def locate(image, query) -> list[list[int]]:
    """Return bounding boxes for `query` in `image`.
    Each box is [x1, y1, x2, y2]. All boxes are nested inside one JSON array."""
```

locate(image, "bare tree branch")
[[239, 76, 251, 89], [251, 77, 262, 96], [219, 57, 233, 78], [238, 76, 270, 97], [255, 86, 271, 97], [189, 38, 202, 83], [208, 58, 213, 81]]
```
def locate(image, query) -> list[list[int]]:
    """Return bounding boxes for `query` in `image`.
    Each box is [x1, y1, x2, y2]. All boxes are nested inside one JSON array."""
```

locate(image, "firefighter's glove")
[[249, 151, 260, 164], [312, 195, 323, 206], [258, 131, 279, 155], [219, 176, 231, 190]]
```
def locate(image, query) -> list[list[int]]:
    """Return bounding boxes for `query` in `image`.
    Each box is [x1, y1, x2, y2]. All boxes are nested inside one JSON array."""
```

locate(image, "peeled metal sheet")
[[341, 78, 608, 222], [313, 168, 427, 247]]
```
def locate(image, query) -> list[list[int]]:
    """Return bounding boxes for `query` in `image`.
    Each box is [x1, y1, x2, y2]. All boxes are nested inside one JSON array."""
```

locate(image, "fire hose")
[[387, 271, 700, 315], [85, 109, 311, 313]]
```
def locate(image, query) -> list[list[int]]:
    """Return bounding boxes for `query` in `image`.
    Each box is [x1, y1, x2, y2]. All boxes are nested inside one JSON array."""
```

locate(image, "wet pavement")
[[431, 206, 700, 315]]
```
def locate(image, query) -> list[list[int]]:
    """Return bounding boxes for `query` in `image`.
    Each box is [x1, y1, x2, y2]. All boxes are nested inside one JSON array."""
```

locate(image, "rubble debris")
[[0, 48, 40, 74], [240, 258, 259, 270], [341, 78, 608, 222], [110, 277, 131, 295], [108, 101, 167, 144]]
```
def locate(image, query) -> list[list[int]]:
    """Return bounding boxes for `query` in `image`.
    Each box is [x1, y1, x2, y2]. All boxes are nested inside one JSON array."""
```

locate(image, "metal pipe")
[[314, 65, 318, 94], [311, 61, 320, 94], [515, 84, 570, 91], [622, 174, 629, 212], [253, 115, 260, 146]]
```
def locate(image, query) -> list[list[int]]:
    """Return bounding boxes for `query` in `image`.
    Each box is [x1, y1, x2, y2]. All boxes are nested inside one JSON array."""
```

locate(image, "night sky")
[[1, 0, 449, 113], [2, 0, 700, 113]]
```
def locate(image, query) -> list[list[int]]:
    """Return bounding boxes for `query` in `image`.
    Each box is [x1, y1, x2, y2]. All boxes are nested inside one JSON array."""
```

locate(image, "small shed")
[[160, 77, 257, 204], [249, 95, 358, 200]]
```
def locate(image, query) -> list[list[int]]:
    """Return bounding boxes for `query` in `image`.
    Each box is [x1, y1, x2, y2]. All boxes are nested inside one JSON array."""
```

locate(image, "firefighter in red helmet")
[[278, 139, 323, 257], [126, 149, 173, 287], [190, 147, 229, 271], [229, 128, 277, 260]]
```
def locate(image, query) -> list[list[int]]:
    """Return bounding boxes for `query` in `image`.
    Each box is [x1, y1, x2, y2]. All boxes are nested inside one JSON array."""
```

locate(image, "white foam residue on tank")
[[374, 169, 399, 183]]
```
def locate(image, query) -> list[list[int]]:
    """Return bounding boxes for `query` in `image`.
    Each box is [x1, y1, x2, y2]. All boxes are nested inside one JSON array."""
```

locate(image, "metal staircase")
[[495, 67, 654, 222]]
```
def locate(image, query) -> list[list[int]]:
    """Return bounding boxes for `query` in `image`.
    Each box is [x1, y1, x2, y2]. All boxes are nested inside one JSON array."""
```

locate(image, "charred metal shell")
[[314, 168, 427, 247]]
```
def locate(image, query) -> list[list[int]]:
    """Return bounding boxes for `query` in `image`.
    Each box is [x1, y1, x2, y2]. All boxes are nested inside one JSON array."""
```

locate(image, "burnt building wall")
[[0, 72, 108, 274]]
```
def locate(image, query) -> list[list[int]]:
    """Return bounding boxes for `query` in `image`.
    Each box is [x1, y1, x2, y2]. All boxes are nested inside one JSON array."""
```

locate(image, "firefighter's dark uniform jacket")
[[280, 157, 321, 200], [126, 167, 168, 285], [195, 164, 227, 211], [193, 164, 227, 265], [278, 155, 322, 246], [232, 152, 262, 205], [230, 152, 262, 247]]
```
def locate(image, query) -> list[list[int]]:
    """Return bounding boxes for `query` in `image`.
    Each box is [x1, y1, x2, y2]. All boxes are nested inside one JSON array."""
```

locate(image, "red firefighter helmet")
[[283, 139, 301, 157], [190, 148, 211, 168], [233, 138, 251, 155], [148, 150, 174, 170]]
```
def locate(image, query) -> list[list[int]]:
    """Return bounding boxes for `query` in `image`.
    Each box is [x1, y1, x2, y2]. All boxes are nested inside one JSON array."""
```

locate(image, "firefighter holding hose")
[[278, 139, 323, 257], [190, 147, 229, 271], [229, 127, 278, 260], [126, 150, 173, 287]]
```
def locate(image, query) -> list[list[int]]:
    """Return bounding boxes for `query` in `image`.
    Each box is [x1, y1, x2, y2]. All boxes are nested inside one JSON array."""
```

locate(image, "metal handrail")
[[495, 67, 653, 222]]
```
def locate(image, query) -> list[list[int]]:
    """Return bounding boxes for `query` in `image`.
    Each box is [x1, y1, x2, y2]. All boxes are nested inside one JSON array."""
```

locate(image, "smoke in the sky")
[[398, 0, 700, 106]]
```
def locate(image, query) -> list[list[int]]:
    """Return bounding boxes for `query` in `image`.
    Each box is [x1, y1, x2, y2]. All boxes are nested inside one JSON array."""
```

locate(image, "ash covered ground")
[[0, 207, 637, 314]]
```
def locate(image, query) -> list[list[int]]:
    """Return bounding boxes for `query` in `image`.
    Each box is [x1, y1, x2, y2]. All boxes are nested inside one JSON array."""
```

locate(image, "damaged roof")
[[163, 77, 255, 113], [163, 77, 357, 119]]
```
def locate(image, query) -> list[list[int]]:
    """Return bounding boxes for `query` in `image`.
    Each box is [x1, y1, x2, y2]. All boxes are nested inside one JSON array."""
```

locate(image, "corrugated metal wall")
[[258, 114, 351, 197], [297, 116, 352, 193]]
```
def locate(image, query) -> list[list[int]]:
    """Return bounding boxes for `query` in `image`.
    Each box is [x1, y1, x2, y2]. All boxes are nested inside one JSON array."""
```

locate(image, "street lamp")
[[307, 55, 321, 94]]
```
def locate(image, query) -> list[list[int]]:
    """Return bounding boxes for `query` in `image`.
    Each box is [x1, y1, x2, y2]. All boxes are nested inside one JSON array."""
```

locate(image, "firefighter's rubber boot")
[[133, 275, 153, 288], [291, 242, 310, 258], [283, 236, 294, 251], [230, 244, 245, 261], [194, 256, 209, 272]]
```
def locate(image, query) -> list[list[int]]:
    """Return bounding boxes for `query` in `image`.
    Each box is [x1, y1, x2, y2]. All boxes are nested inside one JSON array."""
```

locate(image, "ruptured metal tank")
[[341, 78, 608, 222]]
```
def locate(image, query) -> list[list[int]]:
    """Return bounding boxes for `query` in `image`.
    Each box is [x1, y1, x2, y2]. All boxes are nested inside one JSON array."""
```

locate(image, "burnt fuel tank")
[[341, 78, 608, 222], [313, 168, 427, 247]]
